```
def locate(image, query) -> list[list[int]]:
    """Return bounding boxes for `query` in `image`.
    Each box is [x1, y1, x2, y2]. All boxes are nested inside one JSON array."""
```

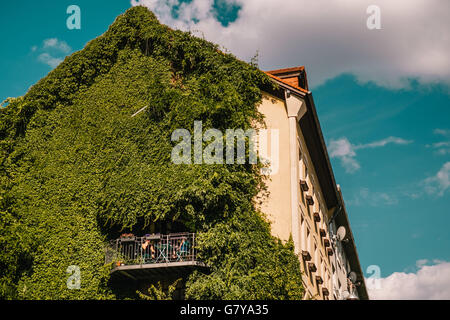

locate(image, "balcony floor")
[[110, 260, 209, 281]]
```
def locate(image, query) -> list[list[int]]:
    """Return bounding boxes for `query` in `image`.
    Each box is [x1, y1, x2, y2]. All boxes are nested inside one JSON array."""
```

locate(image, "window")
[[320, 257, 323, 277], [307, 228, 311, 252], [327, 274, 331, 290], [314, 243, 318, 267], [302, 257, 309, 278], [306, 201, 311, 217]]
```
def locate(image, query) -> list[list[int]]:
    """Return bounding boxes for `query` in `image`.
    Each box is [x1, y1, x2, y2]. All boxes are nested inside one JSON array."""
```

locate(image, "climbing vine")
[[0, 6, 303, 300]]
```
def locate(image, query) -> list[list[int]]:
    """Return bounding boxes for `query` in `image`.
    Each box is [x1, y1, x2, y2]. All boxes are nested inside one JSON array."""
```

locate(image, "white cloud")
[[355, 136, 413, 149], [328, 138, 360, 173], [33, 38, 72, 69], [329, 138, 355, 158], [416, 259, 429, 268], [434, 129, 450, 137], [425, 162, 450, 196], [429, 129, 450, 155], [43, 38, 71, 54], [368, 260, 450, 300], [431, 142, 450, 155], [131, 0, 450, 88], [328, 136, 412, 173], [348, 187, 397, 206], [37, 53, 64, 69], [432, 142, 450, 148], [436, 149, 450, 155]]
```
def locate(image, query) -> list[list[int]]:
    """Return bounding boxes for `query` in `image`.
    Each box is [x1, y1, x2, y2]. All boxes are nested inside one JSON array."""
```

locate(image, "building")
[[106, 64, 368, 300], [258, 66, 369, 300]]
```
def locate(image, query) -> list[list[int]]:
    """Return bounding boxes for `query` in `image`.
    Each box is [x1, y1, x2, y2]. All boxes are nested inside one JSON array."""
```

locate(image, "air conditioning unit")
[[306, 195, 314, 205], [319, 228, 326, 237], [300, 180, 309, 191], [302, 250, 312, 261], [327, 248, 334, 256], [315, 275, 323, 285], [313, 212, 321, 222], [308, 262, 317, 272], [323, 238, 330, 248], [322, 287, 330, 296]]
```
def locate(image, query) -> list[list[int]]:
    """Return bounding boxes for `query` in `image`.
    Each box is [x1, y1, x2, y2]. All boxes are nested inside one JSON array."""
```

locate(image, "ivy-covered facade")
[[0, 6, 304, 300]]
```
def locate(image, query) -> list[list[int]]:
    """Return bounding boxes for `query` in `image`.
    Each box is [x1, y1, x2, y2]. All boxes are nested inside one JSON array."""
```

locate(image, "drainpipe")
[[285, 89, 307, 255]]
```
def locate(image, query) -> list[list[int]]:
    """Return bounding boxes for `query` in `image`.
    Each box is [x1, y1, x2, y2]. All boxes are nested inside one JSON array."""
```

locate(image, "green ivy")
[[0, 6, 303, 299]]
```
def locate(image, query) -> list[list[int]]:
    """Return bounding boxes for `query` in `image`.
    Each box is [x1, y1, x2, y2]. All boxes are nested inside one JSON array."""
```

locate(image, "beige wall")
[[256, 93, 292, 242], [297, 120, 334, 299], [257, 91, 337, 300]]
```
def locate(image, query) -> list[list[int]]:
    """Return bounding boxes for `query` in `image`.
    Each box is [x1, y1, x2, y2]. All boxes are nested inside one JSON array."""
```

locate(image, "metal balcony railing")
[[105, 232, 201, 270]]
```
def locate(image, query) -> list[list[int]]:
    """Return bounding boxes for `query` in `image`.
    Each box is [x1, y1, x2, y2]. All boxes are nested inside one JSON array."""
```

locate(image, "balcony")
[[308, 262, 317, 273], [300, 180, 309, 192], [327, 248, 334, 256], [302, 250, 312, 261], [305, 195, 314, 206], [105, 232, 208, 281], [313, 212, 321, 222], [319, 228, 326, 237]]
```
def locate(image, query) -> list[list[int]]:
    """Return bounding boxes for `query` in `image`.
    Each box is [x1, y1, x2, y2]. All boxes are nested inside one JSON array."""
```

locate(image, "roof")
[[267, 66, 305, 73], [265, 66, 309, 92]]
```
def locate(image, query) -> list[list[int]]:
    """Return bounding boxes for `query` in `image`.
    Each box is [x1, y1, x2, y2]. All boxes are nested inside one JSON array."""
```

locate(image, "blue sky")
[[314, 75, 450, 275], [1, 0, 449, 299], [0, 0, 131, 100]]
